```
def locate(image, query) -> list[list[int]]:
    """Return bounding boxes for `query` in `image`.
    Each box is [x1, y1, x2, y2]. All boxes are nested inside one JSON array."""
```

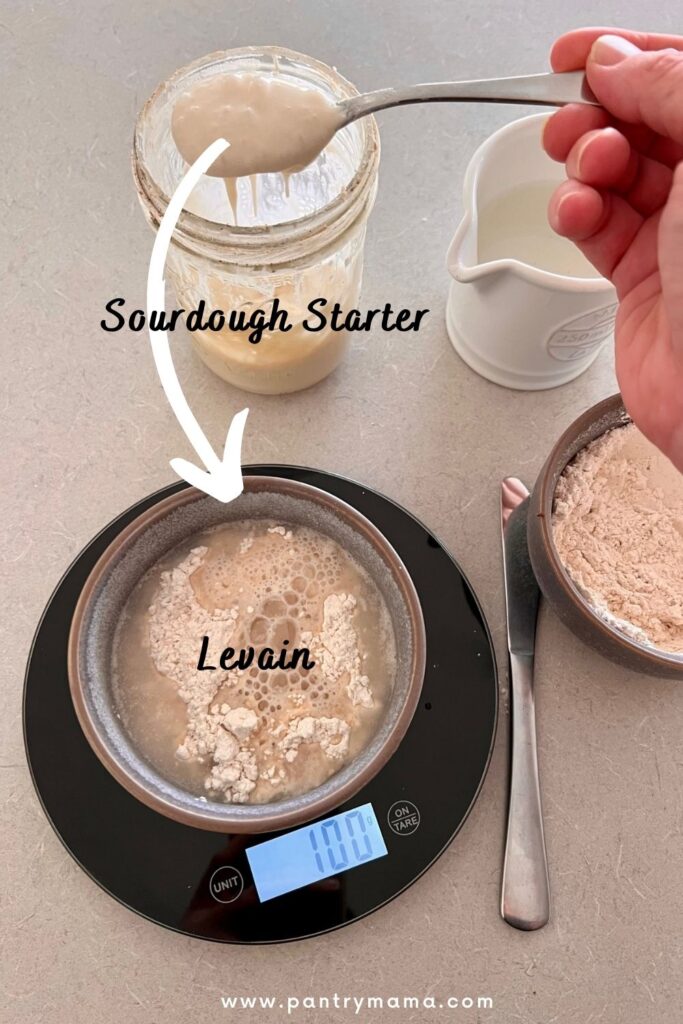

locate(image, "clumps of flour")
[[302, 593, 373, 708], [267, 525, 293, 539], [279, 715, 351, 763], [149, 548, 260, 802], [553, 423, 683, 655]]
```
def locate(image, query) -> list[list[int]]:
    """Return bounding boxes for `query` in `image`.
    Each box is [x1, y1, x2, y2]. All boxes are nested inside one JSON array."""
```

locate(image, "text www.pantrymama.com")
[[219, 993, 494, 1015]]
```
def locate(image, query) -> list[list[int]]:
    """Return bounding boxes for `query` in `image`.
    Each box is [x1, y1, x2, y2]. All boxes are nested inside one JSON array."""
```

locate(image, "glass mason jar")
[[133, 47, 380, 395]]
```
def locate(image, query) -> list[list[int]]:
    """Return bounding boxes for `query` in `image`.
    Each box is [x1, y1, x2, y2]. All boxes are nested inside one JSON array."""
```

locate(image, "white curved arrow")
[[146, 137, 248, 503]]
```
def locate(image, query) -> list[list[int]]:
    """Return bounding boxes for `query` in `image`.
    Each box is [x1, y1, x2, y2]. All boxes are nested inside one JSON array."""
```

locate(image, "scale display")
[[246, 802, 388, 902]]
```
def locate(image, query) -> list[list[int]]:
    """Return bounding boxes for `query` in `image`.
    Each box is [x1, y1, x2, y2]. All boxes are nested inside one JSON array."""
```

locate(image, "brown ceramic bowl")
[[68, 476, 426, 833], [528, 394, 683, 680]]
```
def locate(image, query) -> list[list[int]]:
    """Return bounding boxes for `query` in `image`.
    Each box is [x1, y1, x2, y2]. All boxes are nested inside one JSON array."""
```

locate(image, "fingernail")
[[590, 34, 640, 66], [548, 192, 569, 233], [572, 134, 592, 176]]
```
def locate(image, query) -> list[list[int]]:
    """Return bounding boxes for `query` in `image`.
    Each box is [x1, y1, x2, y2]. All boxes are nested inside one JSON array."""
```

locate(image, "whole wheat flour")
[[553, 423, 683, 654]]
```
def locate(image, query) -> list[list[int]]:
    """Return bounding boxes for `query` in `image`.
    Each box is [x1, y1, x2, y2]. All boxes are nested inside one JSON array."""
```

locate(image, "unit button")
[[387, 800, 421, 836], [209, 865, 244, 903]]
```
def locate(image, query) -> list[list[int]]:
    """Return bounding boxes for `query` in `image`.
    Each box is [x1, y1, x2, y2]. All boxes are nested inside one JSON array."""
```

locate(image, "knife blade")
[[500, 477, 550, 930]]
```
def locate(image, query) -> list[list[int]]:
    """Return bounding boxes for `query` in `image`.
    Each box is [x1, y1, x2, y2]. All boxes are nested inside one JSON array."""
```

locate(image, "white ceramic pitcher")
[[446, 113, 617, 390]]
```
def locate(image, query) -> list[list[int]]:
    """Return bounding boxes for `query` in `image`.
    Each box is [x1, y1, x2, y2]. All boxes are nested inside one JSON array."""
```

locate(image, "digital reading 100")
[[246, 803, 388, 902]]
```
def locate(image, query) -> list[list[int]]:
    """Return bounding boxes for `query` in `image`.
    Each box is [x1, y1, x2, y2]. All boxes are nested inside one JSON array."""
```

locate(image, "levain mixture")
[[553, 423, 683, 654], [112, 520, 397, 803]]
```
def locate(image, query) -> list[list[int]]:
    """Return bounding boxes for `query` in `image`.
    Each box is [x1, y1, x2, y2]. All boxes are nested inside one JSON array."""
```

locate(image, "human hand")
[[543, 28, 683, 471]]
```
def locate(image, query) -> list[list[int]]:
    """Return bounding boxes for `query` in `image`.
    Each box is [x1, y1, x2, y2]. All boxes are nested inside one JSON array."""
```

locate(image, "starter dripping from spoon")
[[171, 71, 344, 223]]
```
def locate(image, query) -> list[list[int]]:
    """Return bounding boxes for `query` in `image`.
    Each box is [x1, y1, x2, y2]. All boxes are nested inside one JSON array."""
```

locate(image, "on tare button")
[[209, 865, 244, 903], [387, 800, 421, 836]]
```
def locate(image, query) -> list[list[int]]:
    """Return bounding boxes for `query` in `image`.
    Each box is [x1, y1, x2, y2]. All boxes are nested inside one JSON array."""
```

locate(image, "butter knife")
[[500, 478, 550, 930]]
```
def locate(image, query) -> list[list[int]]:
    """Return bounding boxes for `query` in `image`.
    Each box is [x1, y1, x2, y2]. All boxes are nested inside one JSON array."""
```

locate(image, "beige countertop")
[[3, 1, 682, 1021]]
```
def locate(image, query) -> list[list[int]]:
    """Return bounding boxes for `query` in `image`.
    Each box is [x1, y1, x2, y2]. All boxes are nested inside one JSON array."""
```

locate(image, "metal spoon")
[[339, 71, 598, 126]]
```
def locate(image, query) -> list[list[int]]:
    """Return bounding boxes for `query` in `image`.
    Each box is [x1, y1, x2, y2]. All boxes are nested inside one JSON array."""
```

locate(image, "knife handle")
[[501, 651, 550, 930]]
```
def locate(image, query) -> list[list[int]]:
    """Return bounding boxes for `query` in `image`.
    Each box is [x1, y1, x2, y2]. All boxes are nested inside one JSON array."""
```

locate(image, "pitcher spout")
[[447, 207, 541, 285]]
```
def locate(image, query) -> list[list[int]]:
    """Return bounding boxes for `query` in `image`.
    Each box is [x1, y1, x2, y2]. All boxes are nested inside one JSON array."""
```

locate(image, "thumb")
[[587, 34, 683, 145], [660, 162, 683, 359]]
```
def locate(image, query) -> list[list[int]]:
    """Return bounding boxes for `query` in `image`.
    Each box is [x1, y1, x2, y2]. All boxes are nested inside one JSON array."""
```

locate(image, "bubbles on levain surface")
[[193, 521, 355, 716]]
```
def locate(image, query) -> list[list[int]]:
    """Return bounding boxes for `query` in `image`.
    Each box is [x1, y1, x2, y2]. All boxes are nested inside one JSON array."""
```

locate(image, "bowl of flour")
[[528, 394, 683, 678], [68, 476, 426, 833]]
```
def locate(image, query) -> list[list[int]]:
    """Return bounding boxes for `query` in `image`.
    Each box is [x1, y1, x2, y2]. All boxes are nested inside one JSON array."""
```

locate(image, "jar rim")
[[132, 46, 380, 260]]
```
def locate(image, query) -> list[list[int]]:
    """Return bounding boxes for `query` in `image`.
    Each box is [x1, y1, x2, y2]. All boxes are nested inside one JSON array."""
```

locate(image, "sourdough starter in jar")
[[133, 47, 380, 394], [112, 520, 397, 804]]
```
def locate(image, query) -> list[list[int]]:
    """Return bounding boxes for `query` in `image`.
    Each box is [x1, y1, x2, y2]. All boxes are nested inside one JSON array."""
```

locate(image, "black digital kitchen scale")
[[24, 467, 497, 944]]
